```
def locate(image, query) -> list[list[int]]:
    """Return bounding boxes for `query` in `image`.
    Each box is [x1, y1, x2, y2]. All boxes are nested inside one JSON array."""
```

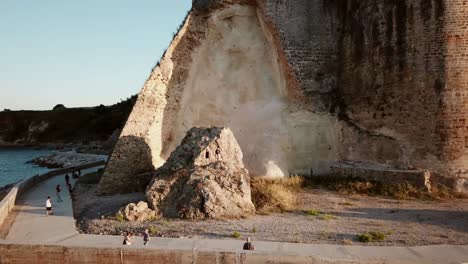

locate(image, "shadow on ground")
[[330, 208, 468, 233]]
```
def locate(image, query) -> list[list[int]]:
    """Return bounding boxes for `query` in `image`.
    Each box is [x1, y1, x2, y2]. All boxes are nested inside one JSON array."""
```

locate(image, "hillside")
[[0, 95, 136, 150]]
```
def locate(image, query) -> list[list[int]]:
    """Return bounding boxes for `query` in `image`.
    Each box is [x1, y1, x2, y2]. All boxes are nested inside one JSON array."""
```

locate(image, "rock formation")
[[100, 0, 468, 195], [29, 151, 107, 168], [117, 201, 156, 222], [145, 127, 255, 220]]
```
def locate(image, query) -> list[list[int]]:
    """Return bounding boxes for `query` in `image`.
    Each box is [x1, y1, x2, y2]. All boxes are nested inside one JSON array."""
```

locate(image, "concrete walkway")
[[2, 169, 468, 264]]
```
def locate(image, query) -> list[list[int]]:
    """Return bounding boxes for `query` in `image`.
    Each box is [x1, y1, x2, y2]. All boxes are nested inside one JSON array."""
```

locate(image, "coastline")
[[0, 147, 107, 188], [0, 142, 111, 155]]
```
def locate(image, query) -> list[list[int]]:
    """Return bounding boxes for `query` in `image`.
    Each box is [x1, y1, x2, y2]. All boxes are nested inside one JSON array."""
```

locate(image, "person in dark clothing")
[[243, 237, 255, 250], [72, 170, 79, 179], [56, 184, 63, 202], [67, 182, 73, 197], [143, 228, 150, 246], [65, 173, 70, 185]]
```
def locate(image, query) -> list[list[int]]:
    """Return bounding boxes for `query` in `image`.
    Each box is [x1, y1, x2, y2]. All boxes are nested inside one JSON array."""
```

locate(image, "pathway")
[[1, 168, 468, 264]]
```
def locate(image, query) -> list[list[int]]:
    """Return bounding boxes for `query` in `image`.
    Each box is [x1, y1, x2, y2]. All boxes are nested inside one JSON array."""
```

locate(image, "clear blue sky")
[[0, 0, 191, 110]]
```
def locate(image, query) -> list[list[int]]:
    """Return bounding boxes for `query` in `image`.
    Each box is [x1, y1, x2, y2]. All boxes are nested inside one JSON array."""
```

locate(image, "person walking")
[[65, 173, 70, 185], [56, 184, 63, 202], [243, 237, 255, 250], [143, 228, 150, 246], [45, 196, 53, 216]]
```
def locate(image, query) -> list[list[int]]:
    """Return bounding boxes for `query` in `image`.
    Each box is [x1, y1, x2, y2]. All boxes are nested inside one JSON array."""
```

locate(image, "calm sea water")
[[0, 148, 53, 187]]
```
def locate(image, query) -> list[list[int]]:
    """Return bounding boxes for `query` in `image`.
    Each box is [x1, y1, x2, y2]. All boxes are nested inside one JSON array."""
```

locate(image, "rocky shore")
[[28, 151, 107, 168]]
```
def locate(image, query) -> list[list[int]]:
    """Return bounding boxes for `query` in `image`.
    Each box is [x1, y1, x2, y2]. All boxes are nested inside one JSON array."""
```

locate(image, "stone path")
[[1, 168, 468, 264]]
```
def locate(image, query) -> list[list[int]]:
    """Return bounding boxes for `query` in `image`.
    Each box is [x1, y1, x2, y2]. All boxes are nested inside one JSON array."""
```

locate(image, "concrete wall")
[[0, 243, 394, 264], [0, 161, 105, 228]]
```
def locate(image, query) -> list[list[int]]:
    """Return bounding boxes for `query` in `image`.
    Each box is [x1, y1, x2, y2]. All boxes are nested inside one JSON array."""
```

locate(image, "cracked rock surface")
[[145, 127, 255, 220]]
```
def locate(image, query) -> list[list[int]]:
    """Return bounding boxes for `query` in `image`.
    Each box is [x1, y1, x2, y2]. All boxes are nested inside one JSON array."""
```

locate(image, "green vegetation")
[[252, 226, 257, 233], [115, 213, 125, 223], [147, 215, 159, 222], [148, 226, 158, 236], [251, 176, 303, 213], [304, 209, 321, 216], [232, 231, 241, 239], [159, 219, 171, 226], [53, 104, 66, 110], [0, 95, 137, 144], [318, 214, 339, 221], [357, 231, 387, 243], [304, 209, 338, 221]]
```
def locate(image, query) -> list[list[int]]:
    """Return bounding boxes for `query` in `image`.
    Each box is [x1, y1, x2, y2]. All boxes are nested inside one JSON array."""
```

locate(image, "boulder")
[[117, 201, 157, 222], [145, 127, 255, 220]]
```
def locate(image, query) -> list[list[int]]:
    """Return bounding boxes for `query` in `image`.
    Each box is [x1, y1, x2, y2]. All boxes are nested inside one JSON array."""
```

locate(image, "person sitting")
[[123, 232, 134, 245], [243, 237, 255, 250]]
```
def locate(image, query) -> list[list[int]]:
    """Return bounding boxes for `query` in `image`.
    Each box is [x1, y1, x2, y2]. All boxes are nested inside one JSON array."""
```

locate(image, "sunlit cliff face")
[[158, 5, 337, 177], [100, 3, 338, 195]]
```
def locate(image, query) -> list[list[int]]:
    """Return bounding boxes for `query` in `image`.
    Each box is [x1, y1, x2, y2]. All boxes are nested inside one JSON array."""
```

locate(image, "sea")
[[0, 148, 53, 187]]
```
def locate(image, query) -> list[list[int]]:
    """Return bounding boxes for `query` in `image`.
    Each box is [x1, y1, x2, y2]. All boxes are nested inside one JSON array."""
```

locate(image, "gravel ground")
[[74, 185, 468, 246]]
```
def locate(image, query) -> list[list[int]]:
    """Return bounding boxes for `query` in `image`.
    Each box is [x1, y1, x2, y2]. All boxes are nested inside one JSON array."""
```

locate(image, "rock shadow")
[[99, 135, 155, 195]]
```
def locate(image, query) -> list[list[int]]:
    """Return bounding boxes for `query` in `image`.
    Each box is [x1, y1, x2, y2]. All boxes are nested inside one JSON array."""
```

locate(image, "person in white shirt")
[[45, 196, 53, 216]]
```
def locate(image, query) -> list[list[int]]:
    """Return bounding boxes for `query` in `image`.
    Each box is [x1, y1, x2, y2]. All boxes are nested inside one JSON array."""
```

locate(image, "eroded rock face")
[[118, 201, 156, 222], [145, 127, 255, 219]]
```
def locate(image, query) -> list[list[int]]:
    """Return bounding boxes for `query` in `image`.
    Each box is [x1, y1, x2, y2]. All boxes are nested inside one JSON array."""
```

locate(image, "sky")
[[0, 0, 191, 110]]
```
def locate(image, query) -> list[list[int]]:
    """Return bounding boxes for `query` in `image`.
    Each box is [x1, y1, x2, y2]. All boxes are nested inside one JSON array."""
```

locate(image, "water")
[[0, 148, 53, 187]]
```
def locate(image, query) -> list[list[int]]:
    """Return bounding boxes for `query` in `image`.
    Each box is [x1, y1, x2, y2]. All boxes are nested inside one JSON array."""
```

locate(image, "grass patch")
[[304, 209, 321, 216], [76, 171, 103, 185], [115, 213, 125, 222], [147, 215, 160, 222], [232, 231, 241, 239], [148, 226, 158, 236], [159, 219, 171, 226], [318, 214, 339, 221], [357, 231, 387, 243], [304, 209, 338, 220], [251, 176, 303, 213]]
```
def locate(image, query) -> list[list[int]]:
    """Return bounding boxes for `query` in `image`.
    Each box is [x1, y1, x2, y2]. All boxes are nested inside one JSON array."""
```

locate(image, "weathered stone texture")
[[334, 0, 468, 185], [258, 0, 340, 112], [100, 2, 340, 195], [101, 0, 468, 194], [331, 162, 432, 191], [145, 127, 255, 219], [117, 201, 156, 222]]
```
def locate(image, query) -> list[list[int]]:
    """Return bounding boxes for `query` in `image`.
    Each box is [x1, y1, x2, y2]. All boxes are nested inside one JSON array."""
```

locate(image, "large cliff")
[[99, 0, 468, 194]]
